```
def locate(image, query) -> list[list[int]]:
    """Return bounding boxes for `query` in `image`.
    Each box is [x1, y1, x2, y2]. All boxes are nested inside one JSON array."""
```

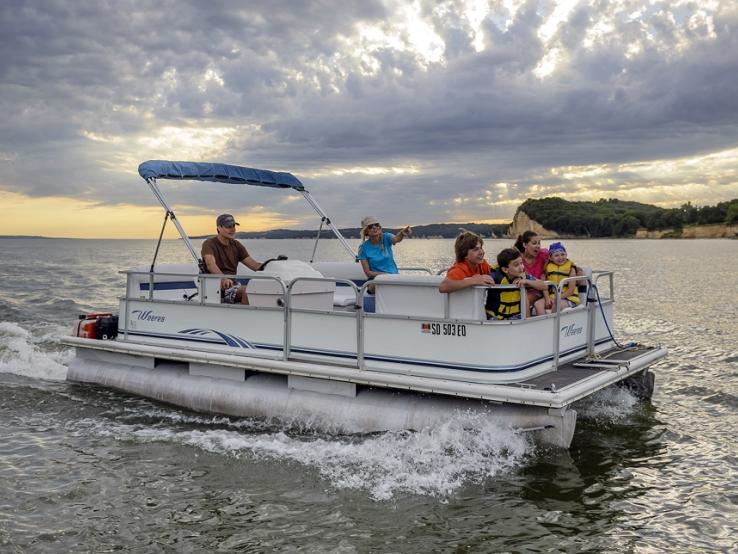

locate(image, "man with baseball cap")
[[201, 213, 263, 304]]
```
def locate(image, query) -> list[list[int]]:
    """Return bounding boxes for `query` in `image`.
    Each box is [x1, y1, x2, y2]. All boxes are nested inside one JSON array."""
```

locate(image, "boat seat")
[[126, 262, 247, 304], [126, 263, 201, 301], [373, 274, 487, 320], [310, 261, 367, 286], [310, 261, 367, 308], [333, 289, 360, 307], [243, 260, 335, 311]]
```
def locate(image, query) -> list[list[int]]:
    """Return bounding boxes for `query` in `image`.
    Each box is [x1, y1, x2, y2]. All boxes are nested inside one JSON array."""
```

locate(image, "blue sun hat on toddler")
[[548, 242, 566, 255]]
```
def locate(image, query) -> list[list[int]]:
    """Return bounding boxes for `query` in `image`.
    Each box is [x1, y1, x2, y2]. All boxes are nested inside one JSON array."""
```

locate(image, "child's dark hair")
[[514, 230, 538, 253], [497, 248, 521, 269], [454, 231, 483, 262]]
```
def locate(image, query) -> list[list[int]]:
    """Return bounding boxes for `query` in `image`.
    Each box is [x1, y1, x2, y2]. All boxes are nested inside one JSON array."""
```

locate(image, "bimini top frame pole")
[[300, 190, 356, 260], [143, 176, 201, 266], [137, 160, 358, 264]]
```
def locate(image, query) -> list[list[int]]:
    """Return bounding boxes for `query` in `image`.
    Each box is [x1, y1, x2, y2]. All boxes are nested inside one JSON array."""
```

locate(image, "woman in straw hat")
[[357, 216, 411, 286]]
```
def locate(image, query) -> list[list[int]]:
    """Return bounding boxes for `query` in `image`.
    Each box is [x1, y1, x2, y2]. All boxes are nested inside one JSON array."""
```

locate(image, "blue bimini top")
[[138, 160, 304, 191]]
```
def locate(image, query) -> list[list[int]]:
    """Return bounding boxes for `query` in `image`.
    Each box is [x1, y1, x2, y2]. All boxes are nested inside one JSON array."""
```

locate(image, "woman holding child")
[[515, 230, 553, 311], [515, 230, 549, 278], [514, 232, 584, 312]]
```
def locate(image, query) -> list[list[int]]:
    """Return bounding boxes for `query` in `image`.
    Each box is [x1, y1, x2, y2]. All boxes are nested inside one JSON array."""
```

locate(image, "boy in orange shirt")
[[439, 231, 495, 293]]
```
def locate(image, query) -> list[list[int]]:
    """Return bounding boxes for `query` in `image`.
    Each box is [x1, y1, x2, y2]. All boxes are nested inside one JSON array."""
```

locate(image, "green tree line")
[[519, 197, 738, 237]]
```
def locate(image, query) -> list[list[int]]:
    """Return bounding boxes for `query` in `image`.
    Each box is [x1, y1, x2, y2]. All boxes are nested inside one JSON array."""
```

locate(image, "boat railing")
[[121, 270, 288, 341], [286, 277, 363, 367], [122, 269, 287, 304], [374, 275, 458, 319], [551, 275, 578, 370], [196, 272, 291, 307], [121, 269, 202, 302], [591, 270, 614, 300], [586, 271, 614, 357], [121, 268, 612, 371], [372, 272, 588, 323], [552, 272, 618, 369], [476, 274, 599, 371], [492, 282, 535, 320]]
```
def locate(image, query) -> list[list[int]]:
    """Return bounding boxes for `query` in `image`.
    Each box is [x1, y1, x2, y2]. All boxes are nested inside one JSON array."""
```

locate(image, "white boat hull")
[[67, 351, 578, 448], [64, 336, 664, 448]]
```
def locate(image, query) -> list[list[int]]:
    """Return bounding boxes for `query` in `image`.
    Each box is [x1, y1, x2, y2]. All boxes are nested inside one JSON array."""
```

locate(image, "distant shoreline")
[[0, 235, 65, 239], [2, 235, 736, 241]]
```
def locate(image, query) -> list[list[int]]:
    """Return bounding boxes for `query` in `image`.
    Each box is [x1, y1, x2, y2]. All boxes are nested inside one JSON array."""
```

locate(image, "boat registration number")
[[422, 322, 467, 337]]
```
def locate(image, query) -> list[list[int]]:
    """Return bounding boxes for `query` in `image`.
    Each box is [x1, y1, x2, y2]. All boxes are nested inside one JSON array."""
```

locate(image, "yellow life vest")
[[485, 271, 522, 320], [545, 259, 580, 305]]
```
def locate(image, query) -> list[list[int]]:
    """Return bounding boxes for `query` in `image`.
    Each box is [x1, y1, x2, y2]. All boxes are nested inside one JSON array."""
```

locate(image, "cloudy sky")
[[1, 0, 737, 238]]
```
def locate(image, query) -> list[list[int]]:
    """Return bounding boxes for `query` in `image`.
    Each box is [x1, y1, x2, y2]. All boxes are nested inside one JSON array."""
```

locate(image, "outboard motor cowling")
[[73, 312, 116, 340]]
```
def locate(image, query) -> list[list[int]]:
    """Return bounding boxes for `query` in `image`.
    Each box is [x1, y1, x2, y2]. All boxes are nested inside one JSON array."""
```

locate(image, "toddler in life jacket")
[[545, 242, 580, 311]]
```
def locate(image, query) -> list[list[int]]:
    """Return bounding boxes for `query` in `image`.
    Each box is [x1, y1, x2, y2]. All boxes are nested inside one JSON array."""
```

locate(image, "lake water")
[[1, 237, 736, 552]]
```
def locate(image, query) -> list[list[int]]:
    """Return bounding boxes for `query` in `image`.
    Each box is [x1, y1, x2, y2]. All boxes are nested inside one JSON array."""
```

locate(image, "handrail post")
[[357, 282, 366, 369], [520, 284, 528, 320], [586, 274, 597, 357], [551, 280, 561, 370], [124, 272, 131, 340], [281, 278, 291, 360], [198, 273, 205, 305]]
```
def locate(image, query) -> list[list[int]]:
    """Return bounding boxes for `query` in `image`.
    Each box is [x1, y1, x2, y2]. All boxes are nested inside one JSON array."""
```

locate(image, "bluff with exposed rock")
[[509, 197, 738, 239], [507, 210, 559, 239], [635, 224, 738, 239]]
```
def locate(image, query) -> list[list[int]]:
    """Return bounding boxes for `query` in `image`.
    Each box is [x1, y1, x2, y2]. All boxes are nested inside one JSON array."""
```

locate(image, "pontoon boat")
[[61, 161, 667, 448]]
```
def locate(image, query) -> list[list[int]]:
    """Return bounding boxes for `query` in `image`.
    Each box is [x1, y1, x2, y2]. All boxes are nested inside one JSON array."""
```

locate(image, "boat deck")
[[514, 344, 656, 391]]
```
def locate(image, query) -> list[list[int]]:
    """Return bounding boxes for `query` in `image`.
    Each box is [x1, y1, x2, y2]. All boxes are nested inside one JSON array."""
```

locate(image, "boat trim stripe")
[[139, 280, 197, 291], [122, 330, 611, 373]]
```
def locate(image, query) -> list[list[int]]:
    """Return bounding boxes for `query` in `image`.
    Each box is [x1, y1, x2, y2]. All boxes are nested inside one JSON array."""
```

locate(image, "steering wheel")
[[258, 254, 288, 271]]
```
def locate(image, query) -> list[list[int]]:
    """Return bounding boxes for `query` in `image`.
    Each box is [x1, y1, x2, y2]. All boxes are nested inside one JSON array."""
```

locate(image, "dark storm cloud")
[[1, 0, 737, 228]]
